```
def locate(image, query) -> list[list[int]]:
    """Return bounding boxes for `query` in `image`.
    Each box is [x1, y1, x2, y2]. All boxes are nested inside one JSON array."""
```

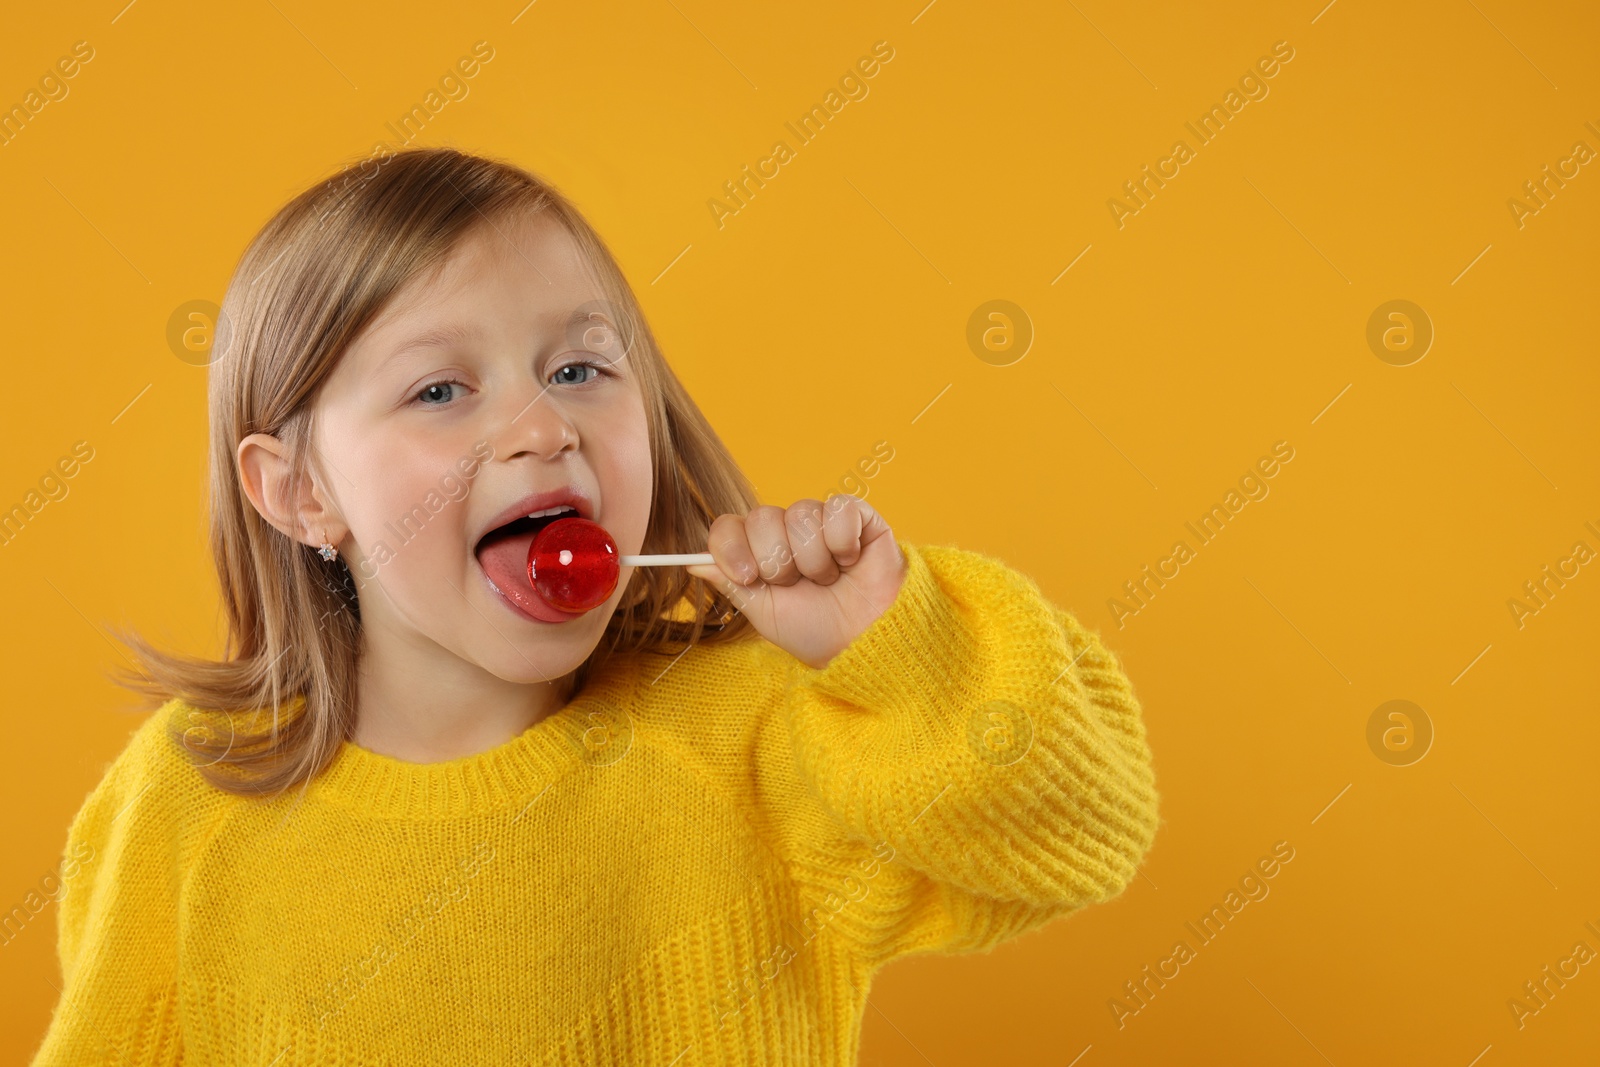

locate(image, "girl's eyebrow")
[[560, 305, 614, 330], [378, 319, 484, 372]]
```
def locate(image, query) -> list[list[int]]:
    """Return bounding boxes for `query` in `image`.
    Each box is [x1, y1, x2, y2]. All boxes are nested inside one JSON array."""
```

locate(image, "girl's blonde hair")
[[107, 146, 759, 797]]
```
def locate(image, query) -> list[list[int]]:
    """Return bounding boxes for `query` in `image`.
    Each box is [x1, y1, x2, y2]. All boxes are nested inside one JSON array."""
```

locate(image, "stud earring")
[[318, 533, 338, 562]]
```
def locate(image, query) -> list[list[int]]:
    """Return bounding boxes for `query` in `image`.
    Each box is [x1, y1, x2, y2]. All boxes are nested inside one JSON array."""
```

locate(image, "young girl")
[[31, 146, 1160, 1066]]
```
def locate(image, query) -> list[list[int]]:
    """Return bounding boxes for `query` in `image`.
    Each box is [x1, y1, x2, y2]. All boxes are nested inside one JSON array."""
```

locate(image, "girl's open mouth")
[[474, 508, 583, 622]]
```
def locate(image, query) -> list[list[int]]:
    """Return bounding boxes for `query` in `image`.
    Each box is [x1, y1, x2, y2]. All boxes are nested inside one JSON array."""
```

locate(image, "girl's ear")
[[236, 432, 345, 548]]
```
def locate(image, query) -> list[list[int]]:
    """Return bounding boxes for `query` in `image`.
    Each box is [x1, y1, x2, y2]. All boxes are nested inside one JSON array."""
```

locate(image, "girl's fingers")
[[706, 512, 760, 585], [744, 505, 803, 586], [785, 498, 840, 585], [822, 493, 866, 567], [692, 497, 876, 594]]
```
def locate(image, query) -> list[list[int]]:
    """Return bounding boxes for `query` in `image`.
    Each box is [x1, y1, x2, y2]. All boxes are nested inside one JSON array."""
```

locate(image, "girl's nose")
[[493, 385, 579, 460]]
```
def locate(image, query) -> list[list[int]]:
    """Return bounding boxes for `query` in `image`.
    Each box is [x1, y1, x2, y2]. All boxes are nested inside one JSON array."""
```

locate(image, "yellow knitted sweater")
[[30, 541, 1160, 1066]]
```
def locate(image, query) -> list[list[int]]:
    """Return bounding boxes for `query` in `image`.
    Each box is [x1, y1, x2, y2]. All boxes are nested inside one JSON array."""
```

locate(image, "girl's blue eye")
[[415, 380, 465, 405], [551, 360, 607, 386]]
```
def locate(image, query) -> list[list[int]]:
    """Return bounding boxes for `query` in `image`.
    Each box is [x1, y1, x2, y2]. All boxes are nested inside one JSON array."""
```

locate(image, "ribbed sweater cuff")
[[783, 541, 1160, 908], [804, 540, 975, 723]]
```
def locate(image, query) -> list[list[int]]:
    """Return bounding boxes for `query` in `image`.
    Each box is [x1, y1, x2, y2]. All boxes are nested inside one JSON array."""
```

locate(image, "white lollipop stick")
[[618, 552, 715, 566]]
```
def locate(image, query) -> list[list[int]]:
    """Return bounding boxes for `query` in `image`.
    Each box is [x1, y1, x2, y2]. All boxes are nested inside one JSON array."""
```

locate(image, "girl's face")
[[310, 209, 654, 685]]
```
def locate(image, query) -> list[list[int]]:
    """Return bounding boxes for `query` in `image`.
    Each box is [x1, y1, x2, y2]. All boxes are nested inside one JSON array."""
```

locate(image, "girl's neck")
[[351, 639, 575, 764]]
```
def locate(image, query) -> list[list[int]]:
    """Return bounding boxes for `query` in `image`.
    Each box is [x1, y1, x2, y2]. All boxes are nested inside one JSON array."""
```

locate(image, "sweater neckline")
[[310, 654, 644, 819]]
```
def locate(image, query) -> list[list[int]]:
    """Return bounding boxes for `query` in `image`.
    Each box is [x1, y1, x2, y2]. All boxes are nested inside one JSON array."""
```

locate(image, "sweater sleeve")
[[29, 705, 189, 1067], [773, 541, 1160, 963]]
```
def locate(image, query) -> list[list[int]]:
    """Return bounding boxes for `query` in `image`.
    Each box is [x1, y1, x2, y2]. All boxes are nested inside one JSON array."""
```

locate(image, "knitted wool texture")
[[30, 541, 1161, 1066]]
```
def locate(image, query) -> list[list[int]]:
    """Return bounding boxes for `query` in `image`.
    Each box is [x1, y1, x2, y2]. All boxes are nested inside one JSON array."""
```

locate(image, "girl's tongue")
[[477, 515, 623, 617], [476, 517, 573, 619]]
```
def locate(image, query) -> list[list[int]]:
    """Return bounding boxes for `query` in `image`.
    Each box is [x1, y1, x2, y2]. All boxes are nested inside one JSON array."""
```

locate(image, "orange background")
[[3, 1, 1597, 1063]]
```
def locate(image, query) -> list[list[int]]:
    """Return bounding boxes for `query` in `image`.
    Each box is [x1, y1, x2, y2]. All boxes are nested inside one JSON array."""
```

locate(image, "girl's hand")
[[684, 494, 907, 670]]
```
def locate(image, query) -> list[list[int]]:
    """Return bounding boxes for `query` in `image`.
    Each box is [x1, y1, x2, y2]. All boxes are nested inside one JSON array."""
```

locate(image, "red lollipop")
[[527, 517, 620, 613], [522, 516, 715, 615]]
